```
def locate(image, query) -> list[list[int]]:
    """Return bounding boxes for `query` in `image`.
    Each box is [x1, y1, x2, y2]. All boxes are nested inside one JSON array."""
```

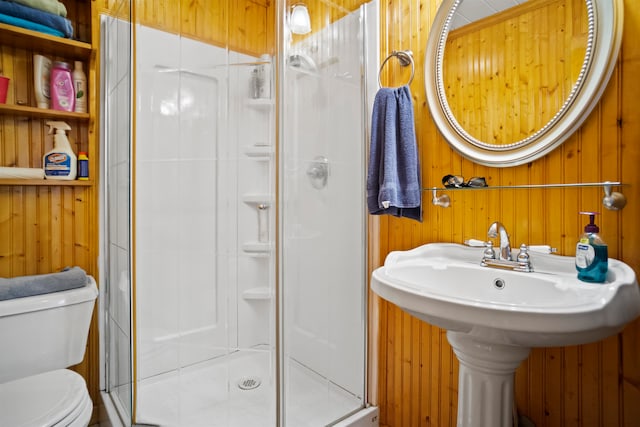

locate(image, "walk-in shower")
[[101, 2, 379, 426]]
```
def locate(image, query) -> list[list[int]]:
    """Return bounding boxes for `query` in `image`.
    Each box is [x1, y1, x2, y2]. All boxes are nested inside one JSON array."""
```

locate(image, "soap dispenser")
[[575, 211, 608, 283]]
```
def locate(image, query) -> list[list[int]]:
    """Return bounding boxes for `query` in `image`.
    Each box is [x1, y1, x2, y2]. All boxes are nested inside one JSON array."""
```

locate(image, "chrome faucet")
[[487, 221, 511, 261], [481, 222, 533, 272]]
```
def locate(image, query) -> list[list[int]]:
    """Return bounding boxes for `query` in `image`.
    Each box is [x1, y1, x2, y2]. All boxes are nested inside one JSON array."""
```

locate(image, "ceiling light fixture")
[[289, 4, 311, 35]]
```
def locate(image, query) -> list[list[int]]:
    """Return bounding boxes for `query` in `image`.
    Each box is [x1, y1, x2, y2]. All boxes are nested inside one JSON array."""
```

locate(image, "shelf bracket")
[[432, 187, 450, 208]]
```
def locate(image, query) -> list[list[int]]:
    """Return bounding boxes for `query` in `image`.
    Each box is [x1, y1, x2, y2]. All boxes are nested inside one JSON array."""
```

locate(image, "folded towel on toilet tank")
[[0, 267, 88, 301]]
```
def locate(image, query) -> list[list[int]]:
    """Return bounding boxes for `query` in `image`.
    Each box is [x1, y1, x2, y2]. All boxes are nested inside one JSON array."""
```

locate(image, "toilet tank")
[[0, 276, 98, 384]]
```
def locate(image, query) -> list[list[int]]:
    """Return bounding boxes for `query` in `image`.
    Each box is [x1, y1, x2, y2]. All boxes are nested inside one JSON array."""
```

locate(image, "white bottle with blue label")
[[43, 121, 77, 180]]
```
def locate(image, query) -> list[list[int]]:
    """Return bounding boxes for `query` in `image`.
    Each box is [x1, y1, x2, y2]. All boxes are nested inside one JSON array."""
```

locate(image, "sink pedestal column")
[[447, 331, 531, 427]]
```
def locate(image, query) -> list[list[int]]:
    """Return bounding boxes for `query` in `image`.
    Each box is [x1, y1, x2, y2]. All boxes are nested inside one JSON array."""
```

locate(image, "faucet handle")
[[516, 244, 529, 262], [516, 244, 533, 272], [482, 241, 496, 261]]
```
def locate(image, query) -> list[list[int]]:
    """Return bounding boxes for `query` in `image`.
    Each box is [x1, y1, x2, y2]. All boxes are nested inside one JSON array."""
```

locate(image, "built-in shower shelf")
[[242, 287, 272, 300], [246, 98, 274, 109], [242, 194, 272, 206], [244, 145, 273, 159], [242, 242, 273, 256]]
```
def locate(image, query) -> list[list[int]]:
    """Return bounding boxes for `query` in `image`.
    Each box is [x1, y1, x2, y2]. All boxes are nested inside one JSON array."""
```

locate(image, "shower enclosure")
[[101, 1, 379, 426]]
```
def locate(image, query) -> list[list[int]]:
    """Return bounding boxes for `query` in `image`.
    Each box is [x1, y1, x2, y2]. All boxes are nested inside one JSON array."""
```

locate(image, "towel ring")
[[378, 50, 415, 88]]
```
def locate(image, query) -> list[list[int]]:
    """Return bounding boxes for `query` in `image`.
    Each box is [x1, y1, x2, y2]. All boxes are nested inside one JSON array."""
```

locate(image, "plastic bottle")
[[72, 61, 87, 113], [575, 211, 608, 283], [77, 152, 89, 180], [33, 54, 52, 109], [43, 121, 77, 180], [50, 62, 75, 112], [250, 68, 261, 99]]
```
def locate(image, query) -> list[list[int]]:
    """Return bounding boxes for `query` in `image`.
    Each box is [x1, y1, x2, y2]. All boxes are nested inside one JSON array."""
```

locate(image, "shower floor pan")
[[136, 349, 362, 427]]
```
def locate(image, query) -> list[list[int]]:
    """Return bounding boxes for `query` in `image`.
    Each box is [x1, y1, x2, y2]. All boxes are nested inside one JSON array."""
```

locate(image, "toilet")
[[0, 276, 98, 427]]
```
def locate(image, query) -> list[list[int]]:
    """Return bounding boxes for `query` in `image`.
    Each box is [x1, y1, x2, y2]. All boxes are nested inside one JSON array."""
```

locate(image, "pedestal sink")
[[371, 243, 640, 427]]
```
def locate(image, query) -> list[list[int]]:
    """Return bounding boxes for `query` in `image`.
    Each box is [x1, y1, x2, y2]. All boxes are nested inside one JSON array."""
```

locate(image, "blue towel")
[[0, 11, 64, 36], [367, 85, 422, 221], [0, 267, 88, 301], [0, 0, 72, 38]]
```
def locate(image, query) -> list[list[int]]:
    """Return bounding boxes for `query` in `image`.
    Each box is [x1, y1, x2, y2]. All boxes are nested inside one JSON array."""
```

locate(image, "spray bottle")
[[43, 121, 77, 180]]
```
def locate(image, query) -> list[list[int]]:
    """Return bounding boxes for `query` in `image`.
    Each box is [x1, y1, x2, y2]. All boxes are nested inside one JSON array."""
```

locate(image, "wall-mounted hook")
[[602, 181, 626, 210], [432, 188, 450, 208]]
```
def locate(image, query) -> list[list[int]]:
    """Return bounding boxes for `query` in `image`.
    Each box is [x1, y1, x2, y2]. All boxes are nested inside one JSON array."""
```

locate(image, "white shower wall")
[[135, 26, 274, 381], [133, 0, 375, 411]]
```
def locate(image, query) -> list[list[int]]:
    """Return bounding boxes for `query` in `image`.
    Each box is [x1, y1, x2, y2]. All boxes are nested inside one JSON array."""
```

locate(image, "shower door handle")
[[306, 156, 329, 189]]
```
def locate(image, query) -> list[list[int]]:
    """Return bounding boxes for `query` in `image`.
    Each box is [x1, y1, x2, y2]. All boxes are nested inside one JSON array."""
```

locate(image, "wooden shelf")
[[0, 179, 93, 186], [0, 103, 90, 120], [0, 23, 92, 60]]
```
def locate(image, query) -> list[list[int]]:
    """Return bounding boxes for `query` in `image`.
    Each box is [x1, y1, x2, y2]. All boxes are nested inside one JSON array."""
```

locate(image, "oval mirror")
[[425, 0, 623, 167]]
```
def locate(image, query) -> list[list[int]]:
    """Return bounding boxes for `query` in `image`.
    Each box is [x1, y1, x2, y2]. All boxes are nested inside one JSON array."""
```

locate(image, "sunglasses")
[[441, 175, 488, 188]]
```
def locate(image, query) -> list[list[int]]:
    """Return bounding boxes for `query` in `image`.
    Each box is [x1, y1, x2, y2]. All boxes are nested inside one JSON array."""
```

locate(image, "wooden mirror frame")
[[425, 0, 623, 167]]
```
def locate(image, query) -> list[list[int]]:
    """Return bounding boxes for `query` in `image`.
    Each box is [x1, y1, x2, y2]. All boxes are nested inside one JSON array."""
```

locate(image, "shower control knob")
[[306, 156, 329, 189]]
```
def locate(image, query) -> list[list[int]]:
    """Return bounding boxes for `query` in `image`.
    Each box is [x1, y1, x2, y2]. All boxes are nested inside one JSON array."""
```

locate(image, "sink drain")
[[237, 376, 261, 390], [493, 278, 506, 290]]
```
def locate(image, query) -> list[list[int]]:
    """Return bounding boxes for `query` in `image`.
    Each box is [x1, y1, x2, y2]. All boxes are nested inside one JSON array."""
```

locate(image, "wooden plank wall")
[[0, 0, 99, 422], [443, 0, 587, 145], [376, 0, 640, 426], [132, 0, 275, 57]]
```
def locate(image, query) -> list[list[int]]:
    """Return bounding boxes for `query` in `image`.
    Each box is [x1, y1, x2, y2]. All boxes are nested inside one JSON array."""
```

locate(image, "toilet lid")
[[57, 388, 92, 427], [0, 369, 89, 427]]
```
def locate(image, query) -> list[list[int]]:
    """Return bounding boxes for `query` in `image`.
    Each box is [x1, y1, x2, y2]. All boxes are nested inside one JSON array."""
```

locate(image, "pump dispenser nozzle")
[[579, 211, 600, 233]]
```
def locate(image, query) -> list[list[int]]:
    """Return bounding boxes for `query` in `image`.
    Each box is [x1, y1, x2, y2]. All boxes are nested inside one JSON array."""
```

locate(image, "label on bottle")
[[576, 242, 595, 268], [42, 61, 51, 99], [52, 66, 75, 111], [75, 79, 86, 112], [78, 158, 89, 179], [44, 153, 72, 176]]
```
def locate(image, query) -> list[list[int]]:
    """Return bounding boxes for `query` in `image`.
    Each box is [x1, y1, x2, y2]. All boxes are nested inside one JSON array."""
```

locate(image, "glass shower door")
[[101, 3, 133, 423], [280, 2, 374, 425]]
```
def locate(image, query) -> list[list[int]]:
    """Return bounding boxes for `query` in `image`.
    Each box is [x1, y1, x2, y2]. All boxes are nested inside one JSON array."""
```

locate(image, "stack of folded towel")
[[0, 0, 73, 38]]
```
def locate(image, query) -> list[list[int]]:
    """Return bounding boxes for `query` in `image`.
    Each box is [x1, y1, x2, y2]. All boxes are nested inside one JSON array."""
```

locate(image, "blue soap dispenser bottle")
[[575, 211, 608, 283]]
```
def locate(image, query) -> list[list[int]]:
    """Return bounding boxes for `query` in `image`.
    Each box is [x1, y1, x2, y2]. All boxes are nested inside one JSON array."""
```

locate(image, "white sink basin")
[[371, 243, 640, 427], [372, 243, 640, 347]]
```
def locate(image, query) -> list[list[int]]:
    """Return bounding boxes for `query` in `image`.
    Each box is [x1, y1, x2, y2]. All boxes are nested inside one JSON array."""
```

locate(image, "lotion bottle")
[[575, 211, 608, 283], [72, 61, 87, 113], [33, 54, 52, 109], [50, 62, 75, 112], [43, 121, 77, 180]]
